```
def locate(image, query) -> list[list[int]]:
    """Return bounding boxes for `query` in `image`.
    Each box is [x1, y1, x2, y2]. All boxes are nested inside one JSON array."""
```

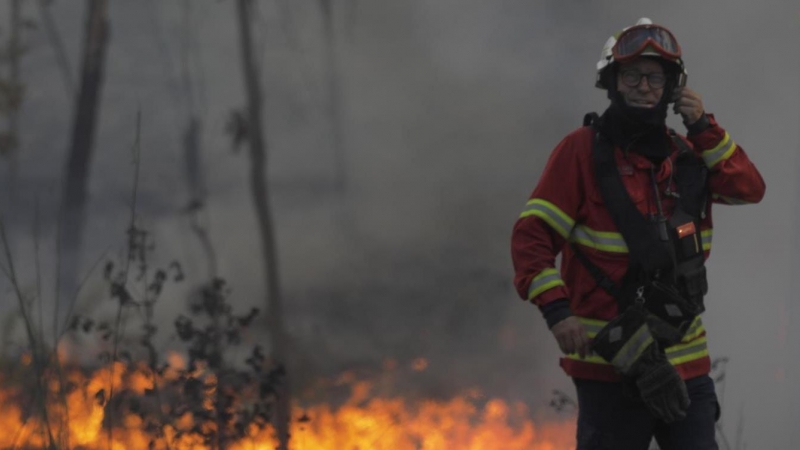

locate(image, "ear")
[[604, 64, 619, 99]]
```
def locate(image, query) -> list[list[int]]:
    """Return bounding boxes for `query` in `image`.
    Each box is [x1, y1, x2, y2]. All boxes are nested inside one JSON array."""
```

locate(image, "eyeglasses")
[[612, 24, 682, 63], [619, 70, 667, 89]]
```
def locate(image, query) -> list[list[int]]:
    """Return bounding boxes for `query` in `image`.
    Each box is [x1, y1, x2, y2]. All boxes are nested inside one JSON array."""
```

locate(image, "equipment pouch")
[[678, 265, 708, 314], [669, 212, 702, 261]]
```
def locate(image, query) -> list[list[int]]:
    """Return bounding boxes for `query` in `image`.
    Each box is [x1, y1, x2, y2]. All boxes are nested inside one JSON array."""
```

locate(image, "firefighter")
[[510, 18, 765, 449]]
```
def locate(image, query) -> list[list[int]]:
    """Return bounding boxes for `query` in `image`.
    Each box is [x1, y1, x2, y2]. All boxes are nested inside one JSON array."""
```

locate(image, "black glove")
[[591, 305, 690, 423], [631, 344, 690, 423]]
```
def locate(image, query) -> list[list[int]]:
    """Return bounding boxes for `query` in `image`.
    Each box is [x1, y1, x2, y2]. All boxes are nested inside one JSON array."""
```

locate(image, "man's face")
[[616, 58, 665, 108]]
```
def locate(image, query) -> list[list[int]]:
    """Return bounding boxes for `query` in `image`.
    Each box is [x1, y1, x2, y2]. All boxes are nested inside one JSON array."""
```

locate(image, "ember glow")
[[1, 354, 575, 449]]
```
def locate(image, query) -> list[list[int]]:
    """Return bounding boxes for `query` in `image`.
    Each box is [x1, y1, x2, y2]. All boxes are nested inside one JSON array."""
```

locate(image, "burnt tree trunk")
[[58, 0, 109, 334], [235, 1, 291, 449], [37, 0, 75, 97], [6, 0, 22, 203]]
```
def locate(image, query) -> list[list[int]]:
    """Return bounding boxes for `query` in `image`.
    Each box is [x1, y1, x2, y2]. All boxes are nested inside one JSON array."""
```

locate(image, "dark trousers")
[[574, 375, 720, 450]]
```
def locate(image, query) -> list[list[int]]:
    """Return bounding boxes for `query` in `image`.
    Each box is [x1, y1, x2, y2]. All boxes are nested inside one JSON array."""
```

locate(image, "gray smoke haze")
[[0, 0, 797, 447]]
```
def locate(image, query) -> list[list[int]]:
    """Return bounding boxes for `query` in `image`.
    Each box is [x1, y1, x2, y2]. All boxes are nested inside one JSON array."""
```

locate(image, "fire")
[[0, 354, 576, 449], [292, 388, 575, 450], [411, 357, 429, 372]]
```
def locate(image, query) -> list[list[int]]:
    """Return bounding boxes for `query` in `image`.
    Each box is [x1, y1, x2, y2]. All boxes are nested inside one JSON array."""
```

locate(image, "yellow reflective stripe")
[[528, 268, 565, 300], [577, 317, 607, 338], [577, 316, 704, 342], [666, 336, 708, 365], [570, 225, 629, 253], [611, 324, 654, 374], [681, 317, 705, 342], [519, 199, 575, 238], [564, 353, 608, 364], [701, 229, 713, 251], [570, 225, 712, 254], [564, 336, 708, 367], [712, 193, 753, 205], [702, 132, 736, 167]]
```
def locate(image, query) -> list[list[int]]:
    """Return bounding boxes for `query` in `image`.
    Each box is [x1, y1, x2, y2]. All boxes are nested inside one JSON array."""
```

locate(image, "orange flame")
[[411, 357, 429, 372], [0, 354, 575, 449]]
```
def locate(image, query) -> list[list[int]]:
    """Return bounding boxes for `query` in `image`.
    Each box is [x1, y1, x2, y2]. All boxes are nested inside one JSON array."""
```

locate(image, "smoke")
[[0, 0, 797, 445]]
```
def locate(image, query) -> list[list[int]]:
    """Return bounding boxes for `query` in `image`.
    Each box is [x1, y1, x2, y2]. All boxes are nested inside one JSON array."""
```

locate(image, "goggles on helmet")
[[612, 24, 681, 63]]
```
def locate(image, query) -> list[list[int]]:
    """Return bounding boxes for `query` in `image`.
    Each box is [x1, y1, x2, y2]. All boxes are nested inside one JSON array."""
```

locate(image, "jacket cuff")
[[539, 298, 572, 329], [685, 113, 711, 136], [687, 113, 727, 150]]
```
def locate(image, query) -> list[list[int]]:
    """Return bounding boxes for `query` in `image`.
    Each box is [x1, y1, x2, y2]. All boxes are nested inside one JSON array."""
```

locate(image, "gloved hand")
[[630, 342, 691, 423]]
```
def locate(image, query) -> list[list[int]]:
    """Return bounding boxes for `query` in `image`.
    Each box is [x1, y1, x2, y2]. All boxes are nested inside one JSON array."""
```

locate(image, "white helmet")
[[596, 18, 687, 89]]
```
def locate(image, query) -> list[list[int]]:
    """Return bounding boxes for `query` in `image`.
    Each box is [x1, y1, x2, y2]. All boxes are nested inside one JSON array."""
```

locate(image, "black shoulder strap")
[[669, 131, 709, 218], [571, 112, 625, 299], [570, 242, 621, 298], [592, 130, 673, 274]]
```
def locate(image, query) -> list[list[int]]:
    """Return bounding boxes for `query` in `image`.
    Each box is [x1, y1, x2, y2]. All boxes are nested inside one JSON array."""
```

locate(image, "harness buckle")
[[635, 285, 646, 304]]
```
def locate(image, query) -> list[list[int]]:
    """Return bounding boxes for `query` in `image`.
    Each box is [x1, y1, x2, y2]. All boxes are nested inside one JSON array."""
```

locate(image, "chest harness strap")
[[576, 113, 709, 347]]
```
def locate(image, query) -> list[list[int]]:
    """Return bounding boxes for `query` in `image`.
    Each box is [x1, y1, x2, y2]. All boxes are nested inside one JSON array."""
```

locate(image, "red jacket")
[[511, 114, 765, 381]]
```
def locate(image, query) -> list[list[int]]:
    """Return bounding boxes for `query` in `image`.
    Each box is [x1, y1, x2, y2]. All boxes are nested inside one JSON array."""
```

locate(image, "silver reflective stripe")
[[611, 324, 654, 374], [702, 133, 736, 167], [528, 268, 564, 299], [519, 199, 575, 238], [570, 225, 629, 253]]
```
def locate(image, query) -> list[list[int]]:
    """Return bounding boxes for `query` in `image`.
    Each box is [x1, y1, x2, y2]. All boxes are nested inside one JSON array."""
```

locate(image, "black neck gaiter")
[[597, 78, 675, 164]]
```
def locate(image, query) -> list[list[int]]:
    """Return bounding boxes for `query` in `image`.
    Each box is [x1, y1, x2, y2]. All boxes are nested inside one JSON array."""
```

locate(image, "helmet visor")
[[612, 25, 681, 62]]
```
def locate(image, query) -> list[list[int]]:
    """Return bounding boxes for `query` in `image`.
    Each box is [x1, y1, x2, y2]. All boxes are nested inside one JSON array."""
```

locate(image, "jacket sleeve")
[[511, 132, 584, 309], [686, 113, 766, 205]]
